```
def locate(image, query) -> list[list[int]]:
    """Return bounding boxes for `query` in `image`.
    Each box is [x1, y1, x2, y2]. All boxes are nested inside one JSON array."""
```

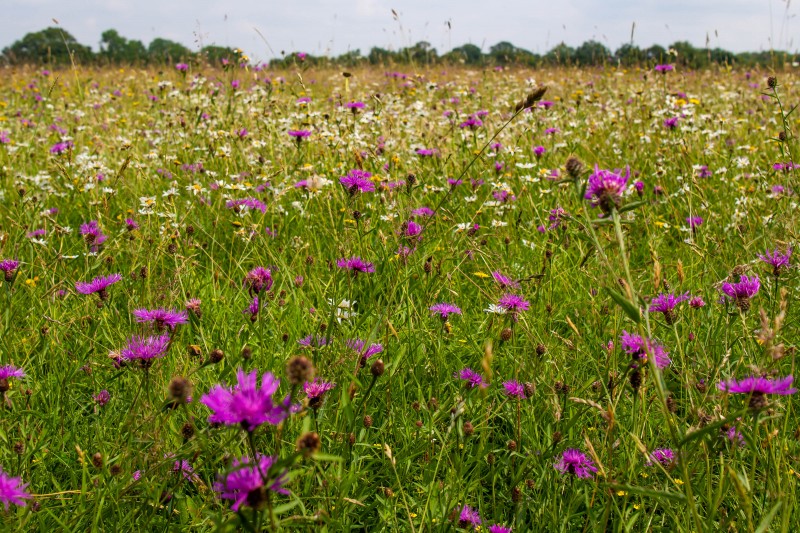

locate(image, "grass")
[[0, 60, 798, 531]]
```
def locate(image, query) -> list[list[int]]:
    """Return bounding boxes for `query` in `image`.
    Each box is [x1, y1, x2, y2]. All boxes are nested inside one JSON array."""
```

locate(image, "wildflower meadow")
[[0, 58, 799, 531]]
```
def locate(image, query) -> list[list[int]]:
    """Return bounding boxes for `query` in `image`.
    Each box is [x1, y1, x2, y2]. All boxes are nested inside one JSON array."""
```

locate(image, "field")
[[0, 60, 799, 531]]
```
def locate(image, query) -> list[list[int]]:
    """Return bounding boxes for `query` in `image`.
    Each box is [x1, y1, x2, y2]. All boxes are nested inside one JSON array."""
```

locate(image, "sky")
[[1, 0, 797, 62]]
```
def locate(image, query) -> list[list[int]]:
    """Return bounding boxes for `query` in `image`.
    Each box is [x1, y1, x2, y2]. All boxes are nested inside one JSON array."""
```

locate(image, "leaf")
[[272, 499, 300, 515], [678, 409, 748, 448], [618, 200, 647, 213], [755, 501, 781, 533], [606, 286, 641, 323]]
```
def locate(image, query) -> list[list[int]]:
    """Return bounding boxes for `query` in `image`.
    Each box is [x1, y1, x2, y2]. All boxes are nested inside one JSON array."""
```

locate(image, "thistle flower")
[[337, 256, 375, 274], [717, 375, 796, 410], [758, 248, 792, 276], [648, 292, 690, 324], [120, 334, 170, 362], [75, 274, 122, 300], [244, 267, 273, 295], [620, 331, 671, 369], [213, 454, 288, 511], [430, 303, 462, 319], [502, 380, 526, 399], [133, 308, 188, 330], [456, 367, 486, 389], [0, 467, 31, 509], [554, 448, 597, 478], [584, 166, 630, 214], [200, 368, 294, 431], [721, 275, 760, 311], [339, 169, 375, 194], [458, 505, 482, 528]]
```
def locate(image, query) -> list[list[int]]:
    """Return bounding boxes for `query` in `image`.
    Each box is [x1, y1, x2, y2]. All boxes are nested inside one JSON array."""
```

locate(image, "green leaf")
[[618, 200, 648, 213], [755, 501, 781, 533], [606, 287, 641, 323], [678, 408, 749, 448]]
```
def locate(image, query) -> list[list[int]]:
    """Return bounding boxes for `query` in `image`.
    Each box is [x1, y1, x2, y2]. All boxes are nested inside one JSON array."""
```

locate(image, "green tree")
[[544, 42, 575, 66], [447, 43, 483, 65], [2, 27, 93, 64], [368, 47, 395, 65], [201, 45, 238, 64], [147, 38, 190, 63], [574, 40, 610, 66], [99, 29, 146, 64], [615, 44, 644, 66]]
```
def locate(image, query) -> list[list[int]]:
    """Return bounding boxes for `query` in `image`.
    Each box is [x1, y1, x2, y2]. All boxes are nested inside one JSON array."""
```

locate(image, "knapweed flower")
[[213, 454, 289, 511], [226, 197, 267, 214], [288, 129, 311, 140], [175, 62, 188, 72], [200, 368, 293, 431], [185, 298, 202, 317], [337, 256, 375, 274], [584, 166, 630, 214], [456, 367, 486, 389], [458, 505, 482, 528], [648, 292, 690, 324], [120, 334, 170, 363], [689, 296, 706, 308], [0, 467, 32, 509], [655, 64, 674, 72], [93, 390, 110, 406], [430, 303, 461, 319], [133, 308, 188, 331], [717, 375, 796, 410], [244, 296, 260, 321], [415, 148, 436, 157], [172, 459, 200, 483], [346, 339, 384, 365], [721, 275, 760, 311], [244, 267, 273, 295], [498, 293, 529, 321], [663, 117, 679, 129], [124, 218, 139, 231], [620, 331, 671, 369], [646, 448, 676, 467], [80, 220, 107, 248], [411, 206, 434, 218], [502, 380, 526, 399], [492, 271, 519, 289], [686, 216, 703, 230], [533, 145, 546, 158], [304, 378, 336, 409], [758, 248, 792, 276], [488, 526, 512, 533], [75, 273, 122, 300], [402, 220, 423, 239], [50, 140, 73, 154], [298, 334, 329, 348], [0, 259, 20, 282], [0, 366, 25, 381], [554, 448, 597, 478], [339, 169, 375, 194]]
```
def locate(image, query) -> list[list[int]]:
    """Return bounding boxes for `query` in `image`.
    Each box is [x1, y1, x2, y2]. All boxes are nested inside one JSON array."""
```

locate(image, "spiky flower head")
[[213, 454, 288, 511], [584, 165, 630, 214], [0, 467, 31, 509], [554, 448, 598, 478]]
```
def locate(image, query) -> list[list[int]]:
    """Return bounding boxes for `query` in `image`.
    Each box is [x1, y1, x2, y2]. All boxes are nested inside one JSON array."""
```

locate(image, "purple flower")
[[124, 218, 139, 231], [346, 339, 384, 363], [548, 207, 568, 230], [80, 220, 107, 247], [415, 148, 436, 157], [226, 197, 267, 213], [133, 308, 188, 330], [488, 526, 512, 533], [304, 378, 336, 409], [0, 365, 24, 382], [492, 271, 519, 289], [244, 296, 260, 321], [689, 296, 706, 308], [75, 274, 122, 299], [337, 256, 375, 274], [120, 334, 170, 362], [456, 367, 486, 389], [719, 375, 796, 410], [544, 127, 560, 135], [200, 368, 293, 431], [458, 505, 482, 528], [244, 267, 273, 295], [459, 117, 483, 129], [724, 425, 746, 447], [758, 248, 792, 276], [655, 64, 674, 73], [663, 117, 679, 129], [298, 334, 329, 348], [648, 292, 690, 324], [0, 259, 19, 282], [555, 448, 597, 478], [533, 145, 546, 158], [213, 454, 289, 511], [721, 275, 760, 311], [646, 448, 675, 467], [697, 165, 712, 178], [49, 140, 73, 154], [620, 331, 671, 369], [288, 129, 312, 139], [430, 303, 461, 319], [403, 220, 423, 239], [345, 101, 365, 110], [584, 165, 630, 214], [687, 216, 703, 230], [93, 390, 110, 406], [26, 229, 46, 239], [502, 380, 526, 399], [339, 169, 375, 194], [172, 459, 199, 483], [0, 467, 31, 509], [498, 293, 529, 320], [411, 206, 434, 218], [175, 63, 188, 72]]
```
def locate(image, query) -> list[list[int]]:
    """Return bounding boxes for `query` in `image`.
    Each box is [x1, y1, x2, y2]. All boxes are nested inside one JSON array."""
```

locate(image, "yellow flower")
[[25, 277, 39, 287], [616, 490, 628, 497], [673, 478, 684, 485], [634, 504, 641, 510], [474, 272, 490, 278]]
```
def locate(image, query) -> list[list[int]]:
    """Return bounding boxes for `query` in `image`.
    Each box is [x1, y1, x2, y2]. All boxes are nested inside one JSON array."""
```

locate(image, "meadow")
[[0, 58, 798, 531]]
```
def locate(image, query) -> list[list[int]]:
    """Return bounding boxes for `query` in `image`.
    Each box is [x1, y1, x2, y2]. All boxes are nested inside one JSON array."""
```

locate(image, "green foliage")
[[2, 27, 92, 65]]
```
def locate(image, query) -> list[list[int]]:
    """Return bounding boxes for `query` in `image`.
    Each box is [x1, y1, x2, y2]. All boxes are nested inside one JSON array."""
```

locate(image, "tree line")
[[2, 27, 796, 69]]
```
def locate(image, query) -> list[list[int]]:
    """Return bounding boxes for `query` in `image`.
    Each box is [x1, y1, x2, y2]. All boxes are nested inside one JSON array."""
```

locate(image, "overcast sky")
[[2, 0, 797, 62]]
